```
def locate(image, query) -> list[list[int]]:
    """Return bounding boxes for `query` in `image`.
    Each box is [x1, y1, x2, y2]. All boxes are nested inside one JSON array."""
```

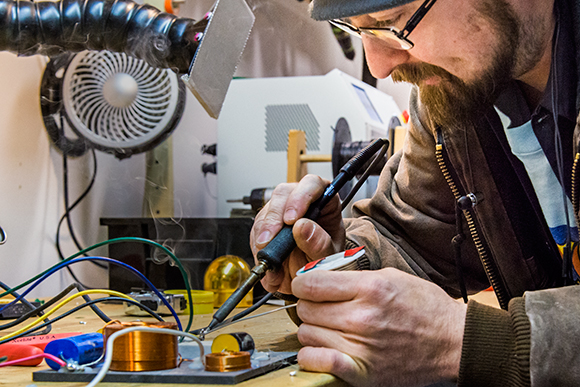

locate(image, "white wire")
[[206, 303, 298, 335], [86, 327, 205, 387]]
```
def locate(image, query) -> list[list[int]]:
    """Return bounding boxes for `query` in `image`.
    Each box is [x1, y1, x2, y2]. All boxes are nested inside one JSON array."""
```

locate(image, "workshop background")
[[0, 0, 411, 297]]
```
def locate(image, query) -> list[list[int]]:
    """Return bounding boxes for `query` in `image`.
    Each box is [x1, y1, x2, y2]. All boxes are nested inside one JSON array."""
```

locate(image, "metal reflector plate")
[[183, 0, 255, 119]]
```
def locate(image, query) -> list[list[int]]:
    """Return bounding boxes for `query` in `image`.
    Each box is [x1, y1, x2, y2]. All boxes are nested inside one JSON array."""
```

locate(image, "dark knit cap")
[[310, 0, 415, 20]]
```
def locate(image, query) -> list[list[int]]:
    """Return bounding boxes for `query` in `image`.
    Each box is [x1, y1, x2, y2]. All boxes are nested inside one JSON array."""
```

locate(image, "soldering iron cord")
[[200, 303, 298, 336], [340, 141, 390, 208], [189, 292, 275, 335], [0, 297, 164, 346]]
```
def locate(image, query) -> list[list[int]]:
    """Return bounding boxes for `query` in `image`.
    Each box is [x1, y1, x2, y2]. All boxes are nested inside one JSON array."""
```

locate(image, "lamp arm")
[[0, 0, 206, 74]]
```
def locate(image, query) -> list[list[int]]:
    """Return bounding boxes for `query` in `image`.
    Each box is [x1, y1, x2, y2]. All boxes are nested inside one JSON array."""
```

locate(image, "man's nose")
[[362, 36, 411, 79]]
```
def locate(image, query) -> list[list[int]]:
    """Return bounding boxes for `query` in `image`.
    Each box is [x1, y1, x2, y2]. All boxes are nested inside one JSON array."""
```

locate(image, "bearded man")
[[250, 0, 580, 385]]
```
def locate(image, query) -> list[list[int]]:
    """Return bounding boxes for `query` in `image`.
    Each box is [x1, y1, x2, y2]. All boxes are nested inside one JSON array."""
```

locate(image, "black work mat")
[[33, 352, 297, 385]]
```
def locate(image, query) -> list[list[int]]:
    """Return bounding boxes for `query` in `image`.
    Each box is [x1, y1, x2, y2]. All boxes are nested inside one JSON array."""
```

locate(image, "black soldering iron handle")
[[256, 138, 388, 273], [256, 226, 297, 272], [255, 182, 341, 272]]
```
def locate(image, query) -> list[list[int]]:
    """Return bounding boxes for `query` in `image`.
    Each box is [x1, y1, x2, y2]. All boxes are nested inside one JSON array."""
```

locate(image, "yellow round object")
[[204, 255, 253, 307], [211, 332, 255, 355], [164, 289, 214, 315]]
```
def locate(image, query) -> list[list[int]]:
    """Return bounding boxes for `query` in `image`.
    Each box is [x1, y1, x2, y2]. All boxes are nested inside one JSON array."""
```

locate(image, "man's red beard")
[[389, 0, 522, 130], [391, 63, 498, 129]]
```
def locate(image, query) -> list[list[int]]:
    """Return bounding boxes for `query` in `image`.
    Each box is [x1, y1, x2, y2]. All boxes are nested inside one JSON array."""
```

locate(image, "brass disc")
[[204, 351, 252, 372]]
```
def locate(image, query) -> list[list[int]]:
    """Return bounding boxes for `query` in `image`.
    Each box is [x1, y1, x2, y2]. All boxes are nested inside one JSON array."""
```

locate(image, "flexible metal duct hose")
[[0, 0, 206, 74]]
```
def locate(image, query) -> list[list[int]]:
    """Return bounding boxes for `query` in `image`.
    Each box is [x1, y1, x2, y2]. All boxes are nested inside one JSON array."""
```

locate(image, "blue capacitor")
[[44, 332, 104, 370]]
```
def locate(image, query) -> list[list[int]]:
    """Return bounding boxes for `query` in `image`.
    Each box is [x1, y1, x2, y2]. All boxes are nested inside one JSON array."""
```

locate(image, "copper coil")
[[103, 321, 178, 372], [204, 351, 252, 372]]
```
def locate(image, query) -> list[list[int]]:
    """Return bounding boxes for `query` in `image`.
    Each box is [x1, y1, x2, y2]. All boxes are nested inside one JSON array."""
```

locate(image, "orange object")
[[103, 321, 178, 372], [204, 351, 252, 372], [0, 344, 43, 366], [164, 0, 174, 14]]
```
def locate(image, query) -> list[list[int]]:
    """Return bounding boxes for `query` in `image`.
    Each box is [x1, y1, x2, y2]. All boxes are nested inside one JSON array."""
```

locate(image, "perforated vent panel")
[[264, 104, 320, 152]]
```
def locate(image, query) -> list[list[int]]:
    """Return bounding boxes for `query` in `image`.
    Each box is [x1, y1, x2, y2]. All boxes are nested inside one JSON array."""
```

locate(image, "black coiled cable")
[[0, 0, 207, 73]]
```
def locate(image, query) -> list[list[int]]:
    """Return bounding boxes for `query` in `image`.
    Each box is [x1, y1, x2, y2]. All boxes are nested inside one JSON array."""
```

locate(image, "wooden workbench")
[[1, 291, 498, 387], [1, 299, 347, 387]]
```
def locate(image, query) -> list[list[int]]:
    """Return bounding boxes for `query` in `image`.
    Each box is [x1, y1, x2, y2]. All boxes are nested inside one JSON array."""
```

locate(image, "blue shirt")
[[494, 0, 578, 278]]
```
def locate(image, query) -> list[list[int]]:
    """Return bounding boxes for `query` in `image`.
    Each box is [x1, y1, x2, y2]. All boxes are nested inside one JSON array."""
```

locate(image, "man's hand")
[[293, 268, 467, 387], [249, 174, 345, 294]]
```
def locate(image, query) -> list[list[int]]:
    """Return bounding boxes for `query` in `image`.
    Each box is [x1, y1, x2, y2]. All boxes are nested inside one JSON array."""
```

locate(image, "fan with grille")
[[41, 50, 186, 160], [41, 50, 186, 217]]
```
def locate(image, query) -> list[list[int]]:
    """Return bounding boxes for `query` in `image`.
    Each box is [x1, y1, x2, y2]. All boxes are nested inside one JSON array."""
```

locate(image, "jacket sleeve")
[[344, 88, 490, 297], [458, 285, 580, 387], [525, 285, 580, 386], [458, 299, 530, 387]]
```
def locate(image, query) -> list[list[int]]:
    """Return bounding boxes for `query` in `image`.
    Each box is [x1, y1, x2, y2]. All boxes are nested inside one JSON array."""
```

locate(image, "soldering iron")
[[199, 138, 389, 338]]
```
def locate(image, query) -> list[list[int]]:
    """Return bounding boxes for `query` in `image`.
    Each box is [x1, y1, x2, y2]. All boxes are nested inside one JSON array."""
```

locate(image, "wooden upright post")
[[287, 130, 307, 183], [287, 130, 332, 182]]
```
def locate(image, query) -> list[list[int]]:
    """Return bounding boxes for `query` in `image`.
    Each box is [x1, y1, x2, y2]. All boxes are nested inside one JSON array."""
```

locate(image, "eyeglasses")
[[329, 0, 437, 50]]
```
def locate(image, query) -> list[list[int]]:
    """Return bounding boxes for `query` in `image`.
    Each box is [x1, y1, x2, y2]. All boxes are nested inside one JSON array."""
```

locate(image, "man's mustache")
[[391, 63, 462, 86]]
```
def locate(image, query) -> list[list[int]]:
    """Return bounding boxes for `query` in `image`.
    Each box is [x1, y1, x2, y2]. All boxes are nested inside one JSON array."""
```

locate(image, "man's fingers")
[[292, 219, 337, 260], [261, 251, 308, 294], [296, 299, 365, 332], [252, 175, 328, 249], [292, 270, 362, 302], [252, 183, 297, 249], [298, 346, 362, 385], [260, 271, 284, 293], [283, 174, 329, 224]]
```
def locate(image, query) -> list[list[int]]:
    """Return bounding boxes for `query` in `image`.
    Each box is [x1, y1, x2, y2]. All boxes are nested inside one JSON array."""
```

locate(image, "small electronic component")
[[164, 290, 214, 315], [123, 290, 186, 316], [211, 332, 255, 355], [43, 333, 104, 370], [0, 299, 41, 320], [103, 321, 179, 372], [204, 351, 252, 372]]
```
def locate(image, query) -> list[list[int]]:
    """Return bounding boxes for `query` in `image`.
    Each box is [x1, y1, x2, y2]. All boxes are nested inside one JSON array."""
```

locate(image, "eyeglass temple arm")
[[399, 0, 437, 37]]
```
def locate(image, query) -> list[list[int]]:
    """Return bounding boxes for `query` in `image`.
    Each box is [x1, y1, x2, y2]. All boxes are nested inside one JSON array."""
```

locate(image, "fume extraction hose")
[[0, 0, 206, 74]]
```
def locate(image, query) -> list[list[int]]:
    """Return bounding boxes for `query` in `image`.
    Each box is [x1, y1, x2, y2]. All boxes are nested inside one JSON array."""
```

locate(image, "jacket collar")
[[569, 0, 580, 112]]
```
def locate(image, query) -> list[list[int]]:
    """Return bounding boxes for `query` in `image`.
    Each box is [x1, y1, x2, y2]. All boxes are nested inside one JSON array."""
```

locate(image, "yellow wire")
[[0, 290, 136, 342]]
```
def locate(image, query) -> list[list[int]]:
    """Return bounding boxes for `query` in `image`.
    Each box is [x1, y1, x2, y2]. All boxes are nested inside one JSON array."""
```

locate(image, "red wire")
[[0, 353, 66, 368]]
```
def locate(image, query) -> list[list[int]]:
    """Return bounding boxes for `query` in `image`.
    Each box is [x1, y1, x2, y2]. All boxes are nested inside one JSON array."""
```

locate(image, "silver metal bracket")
[[183, 0, 255, 119]]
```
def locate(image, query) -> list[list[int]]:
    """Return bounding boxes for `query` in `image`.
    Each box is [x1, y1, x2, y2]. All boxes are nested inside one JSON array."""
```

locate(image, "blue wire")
[[0, 257, 183, 331]]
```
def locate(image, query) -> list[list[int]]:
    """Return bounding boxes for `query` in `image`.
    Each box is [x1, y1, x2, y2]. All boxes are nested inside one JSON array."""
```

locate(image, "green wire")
[[0, 237, 194, 333]]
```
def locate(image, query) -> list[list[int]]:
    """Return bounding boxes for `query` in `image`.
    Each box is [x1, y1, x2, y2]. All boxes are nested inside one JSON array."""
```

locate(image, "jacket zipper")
[[435, 130, 510, 309], [572, 153, 580, 226]]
